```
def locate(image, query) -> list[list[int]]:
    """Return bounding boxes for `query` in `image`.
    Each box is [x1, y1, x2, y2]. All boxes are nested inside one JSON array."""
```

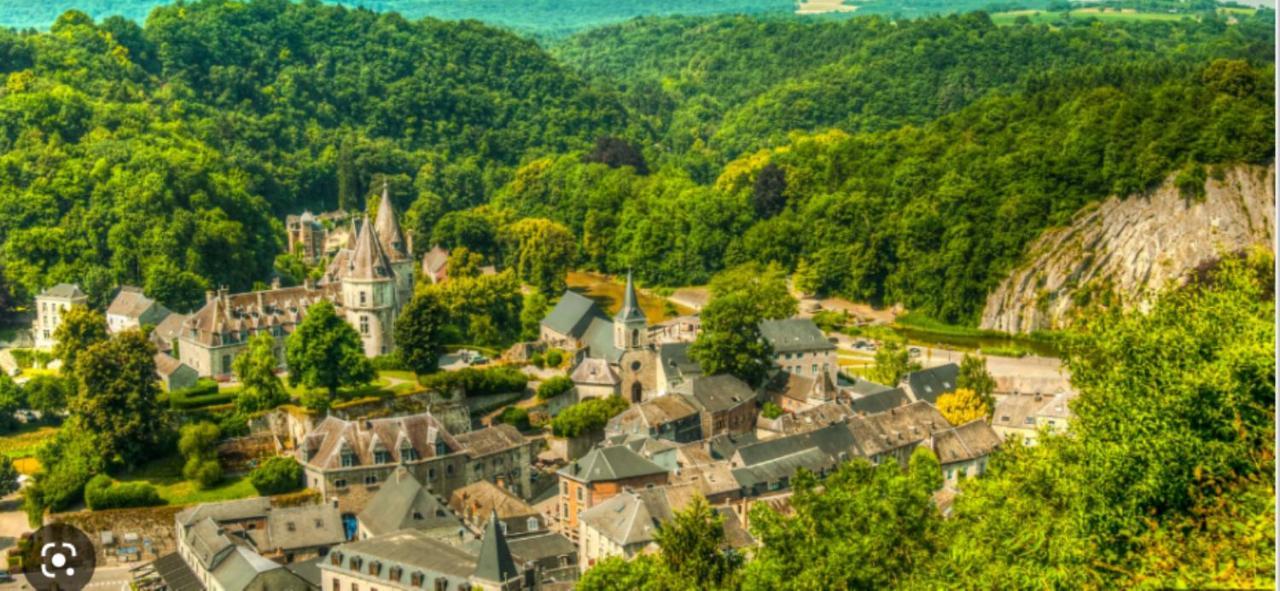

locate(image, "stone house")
[[155, 352, 199, 392], [31, 283, 88, 350], [298, 413, 536, 513], [758, 318, 838, 384], [555, 445, 669, 543], [356, 466, 463, 540], [106, 286, 170, 334], [569, 358, 620, 400], [677, 374, 758, 438], [930, 419, 1002, 488], [450, 480, 546, 537], [991, 391, 1075, 445], [901, 363, 959, 404], [604, 395, 702, 443]]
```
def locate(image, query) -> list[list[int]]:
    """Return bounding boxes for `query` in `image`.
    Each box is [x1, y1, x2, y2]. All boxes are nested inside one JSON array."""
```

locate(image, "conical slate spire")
[[374, 180, 408, 261], [349, 214, 393, 280], [615, 271, 645, 323], [473, 509, 519, 584]]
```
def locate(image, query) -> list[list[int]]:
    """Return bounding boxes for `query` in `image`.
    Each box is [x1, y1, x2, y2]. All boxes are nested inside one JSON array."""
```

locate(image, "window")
[[360, 291, 367, 305], [411, 572, 425, 587], [562, 504, 568, 518], [428, 468, 436, 480], [374, 451, 390, 464], [527, 517, 540, 531], [364, 475, 378, 485], [335, 479, 348, 489], [360, 315, 369, 335], [446, 464, 454, 476], [811, 364, 817, 375], [332, 579, 340, 591], [475, 463, 484, 476], [577, 487, 583, 502], [341, 453, 356, 467], [351, 584, 358, 591], [561, 481, 568, 496], [402, 447, 418, 461]]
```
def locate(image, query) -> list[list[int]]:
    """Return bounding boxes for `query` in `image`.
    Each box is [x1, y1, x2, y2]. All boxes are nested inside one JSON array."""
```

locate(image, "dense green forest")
[[0, 1, 1271, 325]]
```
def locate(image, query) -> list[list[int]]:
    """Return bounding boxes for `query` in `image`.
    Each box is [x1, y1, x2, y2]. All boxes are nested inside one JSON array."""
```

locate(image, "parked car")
[[908, 347, 922, 357]]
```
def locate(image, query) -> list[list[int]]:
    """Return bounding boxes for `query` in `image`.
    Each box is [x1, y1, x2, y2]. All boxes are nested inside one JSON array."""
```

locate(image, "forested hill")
[[0, 2, 1273, 327], [0, 1, 624, 309]]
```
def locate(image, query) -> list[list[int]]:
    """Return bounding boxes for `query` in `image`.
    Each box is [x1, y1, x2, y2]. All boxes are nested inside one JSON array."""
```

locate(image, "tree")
[[652, 494, 741, 589], [870, 338, 920, 386], [908, 446, 943, 493], [936, 387, 989, 426], [536, 376, 573, 400], [792, 257, 821, 297], [502, 218, 577, 296], [584, 136, 648, 175], [285, 300, 374, 402], [446, 246, 486, 280], [761, 401, 784, 419], [144, 261, 210, 313], [250, 456, 303, 495], [24, 375, 70, 416], [708, 262, 797, 320], [51, 305, 107, 377], [0, 456, 18, 497], [233, 332, 288, 413], [577, 555, 660, 591], [72, 330, 165, 466], [396, 290, 447, 375], [0, 374, 21, 432], [179, 422, 222, 489], [752, 162, 787, 219], [690, 292, 774, 387], [551, 396, 628, 437], [957, 353, 996, 414], [520, 291, 549, 341]]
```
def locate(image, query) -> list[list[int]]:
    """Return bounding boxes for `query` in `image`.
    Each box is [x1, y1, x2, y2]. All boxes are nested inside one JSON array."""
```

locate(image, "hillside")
[[981, 164, 1276, 333]]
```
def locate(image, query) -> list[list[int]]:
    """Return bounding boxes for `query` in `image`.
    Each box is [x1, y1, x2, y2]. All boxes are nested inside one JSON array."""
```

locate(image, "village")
[[0, 198, 1076, 591]]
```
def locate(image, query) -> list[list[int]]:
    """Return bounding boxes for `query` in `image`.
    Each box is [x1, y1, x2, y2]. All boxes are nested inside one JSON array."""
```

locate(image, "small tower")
[[614, 271, 647, 351], [342, 214, 398, 357], [373, 180, 416, 304], [470, 509, 524, 591]]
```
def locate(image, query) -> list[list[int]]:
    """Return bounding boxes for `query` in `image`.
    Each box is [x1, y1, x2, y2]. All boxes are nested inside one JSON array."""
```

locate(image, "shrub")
[[169, 379, 234, 409], [84, 475, 163, 510], [530, 353, 545, 369], [179, 422, 222, 489], [496, 406, 530, 430], [762, 401, 784, 419], [536, 376, 574, 400], [250, 456, 303, 495], [370, 353, 406, 371], [421, 367, 528, 399], [551, 396, 629, 437], [544, 349, 564, 368]]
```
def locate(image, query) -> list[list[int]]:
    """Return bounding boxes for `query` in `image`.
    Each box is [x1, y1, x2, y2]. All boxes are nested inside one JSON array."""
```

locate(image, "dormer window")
[[401, 447, 419, 462], [527, 517, 540, 531], [374, 450, 390, 464], [435, 441, 447, 456], [341, 452, 356, 467], [410, 572, 425, 587]]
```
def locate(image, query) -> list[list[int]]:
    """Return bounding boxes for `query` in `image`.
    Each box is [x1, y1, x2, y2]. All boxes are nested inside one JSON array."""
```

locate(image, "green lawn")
[[0, 424, 58, 459], [116, 455, 258, 505]]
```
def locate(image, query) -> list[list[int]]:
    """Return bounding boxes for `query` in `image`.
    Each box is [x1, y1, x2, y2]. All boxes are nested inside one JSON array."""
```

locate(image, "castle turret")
[[470, 509, 524, 591], [614, 271, 647, 350], [342, 214, 398, 356], [373, 180, 415, 304]]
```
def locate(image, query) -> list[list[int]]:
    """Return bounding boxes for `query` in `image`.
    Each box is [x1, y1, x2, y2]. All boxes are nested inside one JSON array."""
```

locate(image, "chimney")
[[206, 290, 216, 304], [271, 276, 281, 290]]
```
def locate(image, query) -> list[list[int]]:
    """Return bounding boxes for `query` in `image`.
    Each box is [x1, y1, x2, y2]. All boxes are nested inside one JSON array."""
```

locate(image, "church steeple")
[[614, 271, 646, 350], [374, 179, 409, 261]]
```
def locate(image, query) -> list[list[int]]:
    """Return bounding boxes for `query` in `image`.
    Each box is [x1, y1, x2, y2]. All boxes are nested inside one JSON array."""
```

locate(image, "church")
[[177, 185, 414, 379]]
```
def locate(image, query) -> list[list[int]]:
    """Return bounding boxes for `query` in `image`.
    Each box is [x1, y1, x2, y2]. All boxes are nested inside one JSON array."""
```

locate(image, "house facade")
[[759, 318, 838, 384], [31, 283, 88, 350], [106, 286, 170, 334], [555, 445, 669, 542]]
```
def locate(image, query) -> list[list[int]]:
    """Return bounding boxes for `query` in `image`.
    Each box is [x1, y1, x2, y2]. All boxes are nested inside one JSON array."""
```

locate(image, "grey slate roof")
[[846, 387, 911, 416], [347, 213, 394, 280], [614, 272, 645, 323], [324, 529, 478, 580], [681, 374, 755, 414], [758, 318, 835, 353], [154, 552, 202, 591], [580, 316, 623, 363], [578, 488, 673, 547], [542, 290, 606, 339], [284, 557, 324, 590], [176, 497, 272, 527], [40, 283, 85, 299], [904, 363, 959, 404], [557, 445, 668, 483], [474, 510, 520, 584], [373, 183, 409, 261], [571, 358, 621, 386], [210, 545, 283, 591], [266, 503, 345, 551], [658, 342, 702, 380], [506, 531, 576, 564], [843, 376, 897, 397], [107, 286, 166, 320], [932, 420, 1002, 465], [358, 467, 461, 537], [706, 432, 760, 461]]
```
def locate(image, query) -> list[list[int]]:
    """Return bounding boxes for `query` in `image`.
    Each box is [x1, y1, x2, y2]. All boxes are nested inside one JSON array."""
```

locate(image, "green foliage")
[[84, 474, 163, 510], [690, 292, 774, 387], [870, 338, 920, 386], [23, 375, 71, 416], [26, 426, 105, 515], [51, 306, 107, 376], [421, 366, 529, 399], [168, 379, 234, 410], [0, 373, 22, 433], [178, 422, 222, 489], [536, 375, 574, 400], [72, 330, 165, 466], [907, 445, 943, 494], [427, 271, 524, 347], [550, 395, 628, 437], [651, 494, 742, 589], [233, 332, 288, 414], [543, 348, 565, 368], [956, 353, 996, 414], [249, 456, 302, 496], [0, 455, 18, 497], [286, 300, 375, 399], [496, 405, 531, 430], [761, 401, 784, 420], [520, 291, 550, 341], [707, 262, 797, 321], [502, 218, 577, 296], [396, 290, 448, 375]]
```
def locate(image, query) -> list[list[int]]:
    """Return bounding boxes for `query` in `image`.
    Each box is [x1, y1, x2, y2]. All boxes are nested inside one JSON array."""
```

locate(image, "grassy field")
[[0, 425, 58, 461], [116, 455, 258, 506], [566, 271, 694, 323], [989, 7, 1243, 26]]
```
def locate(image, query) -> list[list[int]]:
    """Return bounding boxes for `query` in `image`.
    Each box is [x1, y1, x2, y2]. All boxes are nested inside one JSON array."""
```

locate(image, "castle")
[[177, 186, 414, 379]]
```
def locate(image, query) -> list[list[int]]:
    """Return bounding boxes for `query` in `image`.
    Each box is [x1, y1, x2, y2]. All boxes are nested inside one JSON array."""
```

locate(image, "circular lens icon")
[[21, 522, 96, 591]]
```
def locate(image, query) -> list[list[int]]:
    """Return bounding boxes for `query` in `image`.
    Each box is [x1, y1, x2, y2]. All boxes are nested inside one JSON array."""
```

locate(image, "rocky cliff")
[[981, 164, 1275, 333]]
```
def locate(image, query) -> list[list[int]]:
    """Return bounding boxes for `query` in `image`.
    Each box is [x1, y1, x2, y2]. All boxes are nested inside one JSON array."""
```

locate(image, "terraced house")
[[298, 413, 537, 512]]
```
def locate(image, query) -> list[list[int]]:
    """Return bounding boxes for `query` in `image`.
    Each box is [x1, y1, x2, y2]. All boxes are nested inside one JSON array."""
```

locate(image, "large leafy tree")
[[395, 290, 447, 375], [178, 422, 222, 489], [707, 262, 797, 320], [71, 330, 166, 467], [285, 300, 374, 403], [502, 218, 577, 296], [957, 353, 996, 413], [690, 292, 774, 387], [233, 332, 287, 413], [51, 305, 108, 377], [870, 338, 920, 386]]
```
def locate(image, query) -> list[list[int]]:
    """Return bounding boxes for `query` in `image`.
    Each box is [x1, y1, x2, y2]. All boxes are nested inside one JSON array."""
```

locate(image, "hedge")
[[170, 379, 235, 409], [84, 475, 164, 510], [551, 396, 629, 437], [421, 367, 528, 399]]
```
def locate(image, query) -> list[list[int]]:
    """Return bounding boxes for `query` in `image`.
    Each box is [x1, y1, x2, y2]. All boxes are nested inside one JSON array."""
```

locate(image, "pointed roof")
[[615, 271, 645, 323], [346, 216, 359, 249], [348, 214, 394, 280], [374, 181, 409, 261], [473, 509, 519, 584], [557, 445, 668, 483], [357, 467, 462, 537]]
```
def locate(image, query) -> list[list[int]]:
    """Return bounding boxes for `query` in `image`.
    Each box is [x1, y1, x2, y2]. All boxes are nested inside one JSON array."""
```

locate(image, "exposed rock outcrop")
[[981, 165, 1275, 333]]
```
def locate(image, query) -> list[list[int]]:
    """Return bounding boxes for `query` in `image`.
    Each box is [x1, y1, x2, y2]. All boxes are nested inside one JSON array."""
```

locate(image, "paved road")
[[0, 565, 134, 590]]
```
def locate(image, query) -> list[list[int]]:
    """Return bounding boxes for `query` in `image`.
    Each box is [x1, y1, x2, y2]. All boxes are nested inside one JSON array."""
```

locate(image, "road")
[[832, 334, 1072, 393]]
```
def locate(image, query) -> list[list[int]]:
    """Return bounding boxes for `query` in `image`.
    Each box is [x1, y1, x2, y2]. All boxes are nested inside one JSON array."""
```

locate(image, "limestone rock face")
[[981, 165, 1275, 333]]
